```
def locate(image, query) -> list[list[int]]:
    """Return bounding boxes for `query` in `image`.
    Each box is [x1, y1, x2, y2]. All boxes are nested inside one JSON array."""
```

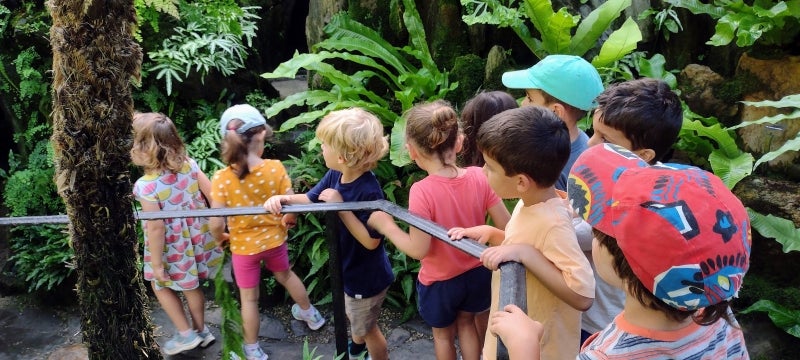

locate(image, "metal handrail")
[[0, 200, 525, 359]]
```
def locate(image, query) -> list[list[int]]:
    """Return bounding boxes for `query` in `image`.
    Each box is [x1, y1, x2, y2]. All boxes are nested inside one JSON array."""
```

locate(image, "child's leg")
[[455, 311, 481, 360], [431, 324, 457, 360], [239, 287, 261, 344], [183, 287, 206, 332], [273, 269, 311, 309], [363, 324, 389, 360], [474, 310, 489, 354], [152, 282, 191, 332], [232, 252, 265, 345]]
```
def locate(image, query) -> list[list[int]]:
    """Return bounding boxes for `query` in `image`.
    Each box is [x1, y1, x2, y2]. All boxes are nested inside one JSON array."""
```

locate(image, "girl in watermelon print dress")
[[131, 112, 223, 356]]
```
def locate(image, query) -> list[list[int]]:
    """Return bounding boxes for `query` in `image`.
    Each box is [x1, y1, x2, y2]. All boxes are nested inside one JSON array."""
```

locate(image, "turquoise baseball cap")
[[502, 55, 603, 111]]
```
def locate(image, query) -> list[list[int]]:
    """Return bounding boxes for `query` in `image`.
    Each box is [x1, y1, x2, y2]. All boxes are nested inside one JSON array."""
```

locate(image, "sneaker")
[[244, 345, 269, 360], [162, 330, 202, 355], [198, 326, 216, 348], [348, 340, 370, 360], [291, 304, 326, 330]]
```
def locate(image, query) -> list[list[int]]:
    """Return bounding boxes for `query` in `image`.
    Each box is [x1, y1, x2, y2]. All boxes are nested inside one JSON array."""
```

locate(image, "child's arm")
[[490, 304, 543, 360], [367, 211, 430, 260], [318, 188, 382, 250], [263, 193, 312, 215], [208, 199, 229, 248], [481, 243, 594, 311], [197, 167, 213, 202], [487, 202, 511, 230], [448, 225, 505, 246], [139, 200, 169, 282]]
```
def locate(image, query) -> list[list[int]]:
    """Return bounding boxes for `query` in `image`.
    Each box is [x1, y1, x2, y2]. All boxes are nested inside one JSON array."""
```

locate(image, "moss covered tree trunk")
[[49, 1, 161, 358]]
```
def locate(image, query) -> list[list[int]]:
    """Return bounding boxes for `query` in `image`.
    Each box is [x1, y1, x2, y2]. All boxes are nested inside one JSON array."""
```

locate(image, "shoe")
[[198, 326, 216, 348], [291, 304, 326, 330], [348, 340, 370, 360], [162, 330, 202, 355], [244, 345, 269, 360]]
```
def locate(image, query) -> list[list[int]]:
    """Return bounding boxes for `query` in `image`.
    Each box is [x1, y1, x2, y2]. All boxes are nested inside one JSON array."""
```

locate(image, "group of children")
[[131, 53, 752, 360]]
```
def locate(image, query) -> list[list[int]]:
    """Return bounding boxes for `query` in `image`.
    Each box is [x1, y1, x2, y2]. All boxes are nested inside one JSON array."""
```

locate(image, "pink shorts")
[[232, 242, 290, 288]]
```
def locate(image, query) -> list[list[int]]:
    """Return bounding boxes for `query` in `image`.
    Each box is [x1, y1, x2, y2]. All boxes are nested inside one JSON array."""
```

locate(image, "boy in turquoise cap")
[[501, 54, 604, 191]]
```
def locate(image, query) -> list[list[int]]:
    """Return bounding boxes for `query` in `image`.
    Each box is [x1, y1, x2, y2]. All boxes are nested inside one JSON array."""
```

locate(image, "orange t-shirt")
[[210, 159, 292, 255]]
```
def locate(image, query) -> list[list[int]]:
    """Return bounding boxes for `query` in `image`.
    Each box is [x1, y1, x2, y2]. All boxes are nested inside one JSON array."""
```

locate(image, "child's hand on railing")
[[264, 195, 286, 214], [448, 225, 496, 245], [282, 213, 297, 229]]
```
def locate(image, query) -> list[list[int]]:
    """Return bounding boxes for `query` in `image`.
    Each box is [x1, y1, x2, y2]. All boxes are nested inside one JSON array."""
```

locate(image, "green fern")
[[215, 251, 245, 360], [262, 0, 455, 167]]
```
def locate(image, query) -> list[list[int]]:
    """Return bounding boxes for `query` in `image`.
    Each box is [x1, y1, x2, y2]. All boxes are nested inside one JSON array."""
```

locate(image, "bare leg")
[[152, 282, 190, 332], [432, 324, 457, 360], [363, 324, 389, 360], [239, 287, 260, 344], [273, 269, 311, 309], [456, 312, 481, 360], [474, 310, 489, 354], [183, 287, 206, 332]]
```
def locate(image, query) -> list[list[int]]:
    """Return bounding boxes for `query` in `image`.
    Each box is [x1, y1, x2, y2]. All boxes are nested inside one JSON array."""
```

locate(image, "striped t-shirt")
[[579, 311, 748, 359]]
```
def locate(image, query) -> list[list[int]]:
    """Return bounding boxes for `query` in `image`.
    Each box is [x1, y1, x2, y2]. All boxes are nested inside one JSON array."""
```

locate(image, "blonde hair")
[[316, 108, 388, 171], [130, 112, 187, 173]]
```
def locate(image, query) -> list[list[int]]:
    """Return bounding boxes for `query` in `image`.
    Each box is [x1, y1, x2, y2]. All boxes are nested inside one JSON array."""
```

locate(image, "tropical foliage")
[[461, 0, 642, 67], [262, 0, 456, 167]]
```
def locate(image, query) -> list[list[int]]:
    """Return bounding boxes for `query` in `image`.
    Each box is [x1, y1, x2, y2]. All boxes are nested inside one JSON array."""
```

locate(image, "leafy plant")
[[214, 251, 245, 360], [460, 0, 642, 67], [2, 141, 72, 292], [665, 0, 800, 47], [740, 299, 800, 338], [261, 0, 457, 167], [145, 1, 260, 95], [639, 4, 684, 41]]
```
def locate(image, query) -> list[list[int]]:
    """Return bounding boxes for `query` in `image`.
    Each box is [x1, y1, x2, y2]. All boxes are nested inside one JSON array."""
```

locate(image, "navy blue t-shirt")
[[307, 170, 395, 298]]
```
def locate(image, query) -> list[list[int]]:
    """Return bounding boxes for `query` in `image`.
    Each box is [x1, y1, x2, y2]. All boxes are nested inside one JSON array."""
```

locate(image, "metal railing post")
[[496, 262, 528, 360], [325, 211, 350, 359]]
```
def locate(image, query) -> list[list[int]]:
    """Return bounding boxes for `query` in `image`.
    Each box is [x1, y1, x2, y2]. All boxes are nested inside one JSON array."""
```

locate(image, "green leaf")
[[741, 94, 800, 109], [402, 0, 437, 71], [390, 117, 412, 167], [570, 0, 631, 56], [728, 110, 800, 130], [747, 208, 800, 253], [753, 134, 800, 170], [524, 0, 577, 55], [740, 299, 800, 338], [708, 150, 753, 189], [591, 17, 642, 68]]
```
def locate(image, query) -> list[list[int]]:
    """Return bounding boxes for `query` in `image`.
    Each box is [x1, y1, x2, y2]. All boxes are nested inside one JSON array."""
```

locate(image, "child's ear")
[[406, 142, 419, 160], [515, 174, 532, 193], [634, 148, 656, 163], [549, 102, 567, 121], [454, 134, 464, 153]]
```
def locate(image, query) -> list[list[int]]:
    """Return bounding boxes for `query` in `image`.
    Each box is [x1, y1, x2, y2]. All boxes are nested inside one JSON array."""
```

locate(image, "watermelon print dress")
[[133, 159, 223, 291]]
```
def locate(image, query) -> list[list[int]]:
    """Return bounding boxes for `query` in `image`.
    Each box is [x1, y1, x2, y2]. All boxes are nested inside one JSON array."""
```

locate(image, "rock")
[[47, 344, 87, 360], [678, 64, 738, 120], [736, 53, 800, 167], [387, 327, 411, 347]]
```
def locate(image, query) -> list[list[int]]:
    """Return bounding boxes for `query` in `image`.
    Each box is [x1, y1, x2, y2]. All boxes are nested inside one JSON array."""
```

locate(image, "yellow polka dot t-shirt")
[[210, 159, 292, 255]]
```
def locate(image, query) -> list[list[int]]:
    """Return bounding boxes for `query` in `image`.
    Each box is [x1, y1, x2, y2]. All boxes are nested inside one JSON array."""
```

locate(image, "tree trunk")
[[49, 1, 161, 358]]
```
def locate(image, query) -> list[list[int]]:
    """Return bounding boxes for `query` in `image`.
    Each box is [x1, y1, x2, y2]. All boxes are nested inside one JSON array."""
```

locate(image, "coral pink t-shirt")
[[409, 166, 502, 285]]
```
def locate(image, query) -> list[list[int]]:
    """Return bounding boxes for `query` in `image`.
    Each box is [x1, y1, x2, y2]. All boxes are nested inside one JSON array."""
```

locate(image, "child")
[[372, 100, 511, 360], [459, 91, 518, 167], [130, 112, 223, 355], [501, 54, 604, 191], [208, 104, 324, 360], [264, 108, 394, 360], [588, 78, 683, 163], [449, 106, 595, 360], [578, 77, 684, 344], [568, 143, 750, 358]]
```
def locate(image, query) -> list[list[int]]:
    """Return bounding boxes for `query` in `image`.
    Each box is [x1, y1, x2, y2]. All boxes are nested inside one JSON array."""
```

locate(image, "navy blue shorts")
[[417, 266, 491, 328]]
